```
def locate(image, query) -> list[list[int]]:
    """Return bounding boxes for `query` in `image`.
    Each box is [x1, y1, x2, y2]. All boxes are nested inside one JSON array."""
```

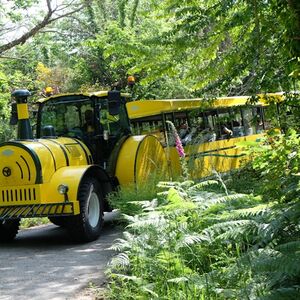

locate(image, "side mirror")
[[108, 90, 121, 116]]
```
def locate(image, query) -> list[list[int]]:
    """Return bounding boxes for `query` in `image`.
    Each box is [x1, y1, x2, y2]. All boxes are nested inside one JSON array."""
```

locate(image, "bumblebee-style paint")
[[115, 135, 169, 185], [0, 137, 93, 217], [0, 88, 286, 238]]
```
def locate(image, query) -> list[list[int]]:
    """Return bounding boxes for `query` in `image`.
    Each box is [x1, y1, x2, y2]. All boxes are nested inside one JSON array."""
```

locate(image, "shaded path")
[[0, 212, 122, 300]]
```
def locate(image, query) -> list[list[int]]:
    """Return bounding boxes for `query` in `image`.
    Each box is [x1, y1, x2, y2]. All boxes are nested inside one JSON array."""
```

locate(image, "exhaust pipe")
[[11, 89, 33, 140]]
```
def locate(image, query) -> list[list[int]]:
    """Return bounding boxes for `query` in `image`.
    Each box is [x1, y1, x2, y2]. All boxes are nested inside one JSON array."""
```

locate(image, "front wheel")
[[0, 219, 20, 242], [48, 216, 69, 227], [68, 177, 104, 242]]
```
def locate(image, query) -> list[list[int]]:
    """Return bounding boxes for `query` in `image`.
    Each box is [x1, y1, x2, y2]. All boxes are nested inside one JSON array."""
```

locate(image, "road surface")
[[0, 212, 122, 300]]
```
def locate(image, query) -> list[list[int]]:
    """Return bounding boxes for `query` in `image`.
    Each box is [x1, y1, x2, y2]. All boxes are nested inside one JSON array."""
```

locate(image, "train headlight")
[[58, 184, 69, 194]]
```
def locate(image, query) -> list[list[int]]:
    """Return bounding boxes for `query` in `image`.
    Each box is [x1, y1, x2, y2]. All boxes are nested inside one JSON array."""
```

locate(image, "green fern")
[[109, 253, 131, 270], [258, 286, 300, 300], [187, 180, 219, 191], [276, 240, 300, 253], [126, 211, 166, 230], [107, 173, 300, 299], [223, 204, 273, 220]]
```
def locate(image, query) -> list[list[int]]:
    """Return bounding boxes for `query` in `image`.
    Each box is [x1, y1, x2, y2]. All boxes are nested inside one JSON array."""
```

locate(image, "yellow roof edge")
[[127, 93, 285, 119], [37, 90, 130, 103]]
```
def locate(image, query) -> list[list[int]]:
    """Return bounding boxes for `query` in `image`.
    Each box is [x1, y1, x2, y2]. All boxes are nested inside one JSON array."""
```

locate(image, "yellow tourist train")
[[126, 93, 284, 179], [0, 87, 283, 242]]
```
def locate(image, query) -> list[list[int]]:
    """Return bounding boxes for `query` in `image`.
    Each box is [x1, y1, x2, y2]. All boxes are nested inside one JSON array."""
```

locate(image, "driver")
[[83, 109, 95, 133]]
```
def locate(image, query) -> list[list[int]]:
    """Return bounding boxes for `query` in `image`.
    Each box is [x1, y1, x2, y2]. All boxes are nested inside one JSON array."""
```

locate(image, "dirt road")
[[0, 212, 122, 300]]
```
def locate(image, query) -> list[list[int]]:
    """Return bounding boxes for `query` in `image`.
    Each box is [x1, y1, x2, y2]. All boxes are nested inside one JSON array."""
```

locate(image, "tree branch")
[[0, 1, 85, 54]]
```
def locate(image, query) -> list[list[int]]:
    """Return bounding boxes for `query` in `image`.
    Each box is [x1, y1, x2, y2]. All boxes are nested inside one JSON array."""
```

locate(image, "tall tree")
[[126, 0, 300, 95], [0, 0, 85, 54]]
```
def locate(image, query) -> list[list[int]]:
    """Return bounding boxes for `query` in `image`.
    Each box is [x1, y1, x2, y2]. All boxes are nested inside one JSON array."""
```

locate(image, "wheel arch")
[[78, 165, 114, 211]]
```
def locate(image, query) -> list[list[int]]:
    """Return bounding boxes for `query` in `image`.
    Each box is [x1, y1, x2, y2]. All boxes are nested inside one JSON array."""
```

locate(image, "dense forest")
[[1, 1, 299, 121], [1, 1, 300, 299]]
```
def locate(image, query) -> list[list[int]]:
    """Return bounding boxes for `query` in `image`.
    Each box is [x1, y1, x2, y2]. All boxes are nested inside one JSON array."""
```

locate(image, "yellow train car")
[[127, 93, 284, 179], [0, 88, 283, 242], [0, 89, 167, 242]]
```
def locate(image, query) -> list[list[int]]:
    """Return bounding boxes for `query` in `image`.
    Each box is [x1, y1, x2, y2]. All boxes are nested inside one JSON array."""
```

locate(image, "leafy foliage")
[[135, 0, 299, 95], [235, 129, 300, 203], [107, 127, 300, 299], [1, 0, 299, 102]]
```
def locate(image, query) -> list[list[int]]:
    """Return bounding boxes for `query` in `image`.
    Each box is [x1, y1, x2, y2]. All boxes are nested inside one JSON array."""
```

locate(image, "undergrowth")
[[107, 179, 300, 299], [20, 217, 49, 229], [106, 130, 300, 299]]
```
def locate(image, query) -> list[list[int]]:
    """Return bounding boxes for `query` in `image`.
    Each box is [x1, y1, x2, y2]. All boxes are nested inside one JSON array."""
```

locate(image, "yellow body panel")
[[115, 135, 169, 185], [127, 93, 284, 120], [166, 134, 263, 179], [135, 135, 169, 184], [17, 103, 30, 119], [0, 138, 91, 185], [115, 136, 142, 184], [0, 137, 92, 217], [40, 166, 91, 214], [0, 165, 93, 217], [0, 144, 38, 186]]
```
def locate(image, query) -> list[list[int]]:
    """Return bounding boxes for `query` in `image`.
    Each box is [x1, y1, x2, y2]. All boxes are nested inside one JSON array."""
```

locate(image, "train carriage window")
[[130, 115, 164, 143], [241, 107, 255, 136], [230, 108, 243, 137], [253, 107, 264, 133], [215, 109, 233, 140], [263, 104, 279, 130], [181, 110, 205, 145]]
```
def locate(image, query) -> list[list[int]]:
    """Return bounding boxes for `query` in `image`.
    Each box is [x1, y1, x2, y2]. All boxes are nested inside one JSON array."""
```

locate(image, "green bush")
[[20, 218, 49, 229], [107, 173, 300, 299], [107, 178, 162, 217]]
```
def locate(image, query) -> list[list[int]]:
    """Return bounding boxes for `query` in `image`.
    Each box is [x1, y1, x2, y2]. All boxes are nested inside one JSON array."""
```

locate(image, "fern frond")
[[227, 204, 272, 219], [258, 286, 300, 300], [189, 191, 220, 203], [122, 214, 140, 223], [109, 253, 130, 269], [108, 237, 132, 251], [161, 201, 197, 212], [167, 276, 189, 283], [127, 213, 167, 229], [179, 180, 195, 188], [275, 240, 300, 253], [215, 220, 266, 243], [110, 273, 144, 285], [129, 199, 158, 211], [156, 191, 169, 197], [200, 193, 250, 209], [261, 201, 300, 244], [202, 219, 257, 241], [157, 181, 181, 188], [123, 231, 135, 242], [141, 284, 159, 298], [252, 251, 300, 278], [176, 233, 210, 250], [187, 180, 219, 192]]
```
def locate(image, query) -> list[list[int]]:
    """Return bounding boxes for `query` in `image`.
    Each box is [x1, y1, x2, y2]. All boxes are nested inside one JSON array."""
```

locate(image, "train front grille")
[[1, 187, 37, 203]]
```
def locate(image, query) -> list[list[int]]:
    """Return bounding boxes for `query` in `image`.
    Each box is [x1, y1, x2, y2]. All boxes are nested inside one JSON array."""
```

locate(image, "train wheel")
[[0, 219, 20, 242], [68, 177, 104, 242], [48, 216, 69, 227]]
